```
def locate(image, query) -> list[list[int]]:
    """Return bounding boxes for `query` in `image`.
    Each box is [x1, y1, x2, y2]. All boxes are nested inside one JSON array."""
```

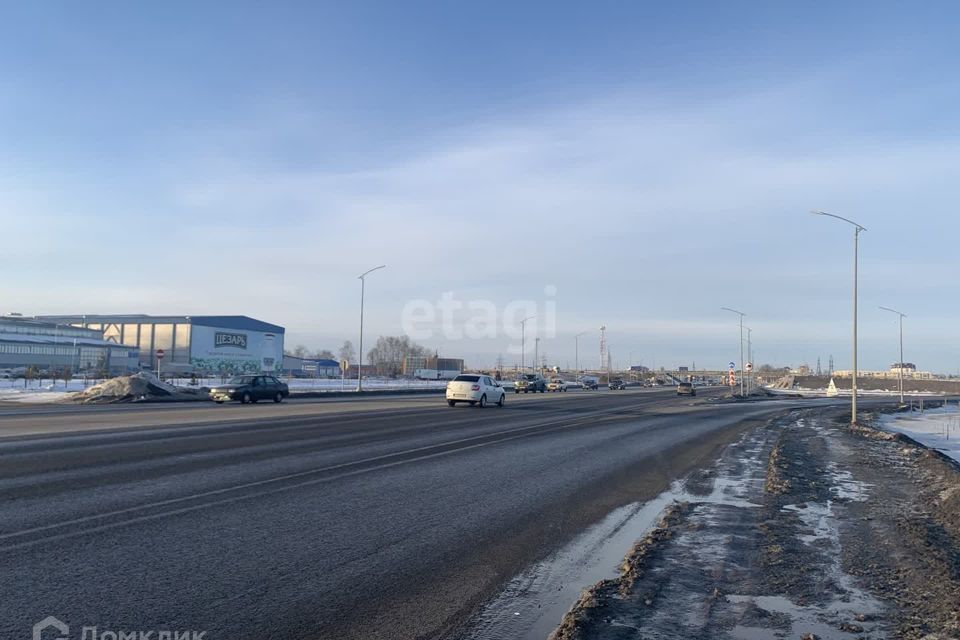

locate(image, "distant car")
[[210, 375, 289, 404], [677, 382, 696, 396], [580, 379, 599, 390], [514, 373, 547, 394], [446, 374, 506, 407], [547, 378, 569, 392], [609, 379, 626, 390]]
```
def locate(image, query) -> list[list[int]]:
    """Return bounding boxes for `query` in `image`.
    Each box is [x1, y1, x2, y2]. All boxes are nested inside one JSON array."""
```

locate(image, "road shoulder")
[[548, 407, 960, 639]]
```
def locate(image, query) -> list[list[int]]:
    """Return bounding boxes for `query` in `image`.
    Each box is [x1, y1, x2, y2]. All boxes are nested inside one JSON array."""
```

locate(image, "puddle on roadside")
[[462, 489, 684, 640], [726, 590, 883, 640]]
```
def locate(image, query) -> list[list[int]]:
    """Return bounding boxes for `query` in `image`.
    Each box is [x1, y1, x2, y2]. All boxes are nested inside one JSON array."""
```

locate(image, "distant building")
[[0, 316, 138, 374], [283, 356, 340, 377], [890, 362, 917, 375], [36, 314, 284, 374], [345, 363, 377, 377], [402, 354, 464, 376], [833, 367, 933, 380]]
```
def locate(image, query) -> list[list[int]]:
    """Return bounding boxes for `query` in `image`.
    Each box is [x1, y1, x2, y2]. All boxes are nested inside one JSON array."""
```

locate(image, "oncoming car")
[[547, 378, 569, 392], [677, 382, 696, 396], [446, 374, 506, 407], [209, 375, 290, 404], [514, 373, 546, 393]]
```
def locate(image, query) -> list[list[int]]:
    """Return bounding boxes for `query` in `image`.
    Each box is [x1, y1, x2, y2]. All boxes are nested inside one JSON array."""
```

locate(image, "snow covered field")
[[0, 379, 92, 403], [766, 386, 943, 397], [879, 404, 960, 464]]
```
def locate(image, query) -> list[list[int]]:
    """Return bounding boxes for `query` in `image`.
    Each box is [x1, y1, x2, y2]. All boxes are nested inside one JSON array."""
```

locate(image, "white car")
[[547, 378, 569, 392], [446, 374, 506, 407]]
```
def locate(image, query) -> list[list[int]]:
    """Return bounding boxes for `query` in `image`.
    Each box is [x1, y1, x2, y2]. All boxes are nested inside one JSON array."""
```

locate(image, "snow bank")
[[879, 404, 960, 464], [72, 372, 207, 404]]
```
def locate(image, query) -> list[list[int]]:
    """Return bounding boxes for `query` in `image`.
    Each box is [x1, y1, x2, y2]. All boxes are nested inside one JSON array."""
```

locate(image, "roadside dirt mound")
[[71, 373, 207, 404]]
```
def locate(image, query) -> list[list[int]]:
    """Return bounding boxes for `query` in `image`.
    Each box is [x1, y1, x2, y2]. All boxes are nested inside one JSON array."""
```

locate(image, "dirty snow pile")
[[72, 372, 207, 404]]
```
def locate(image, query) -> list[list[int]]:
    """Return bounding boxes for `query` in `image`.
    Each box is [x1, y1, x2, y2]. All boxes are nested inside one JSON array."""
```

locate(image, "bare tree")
[[339, 340, 356, 363], [313, 349, 336, 360], [366, 335, 430, 376], [286, 345, 309, 358]]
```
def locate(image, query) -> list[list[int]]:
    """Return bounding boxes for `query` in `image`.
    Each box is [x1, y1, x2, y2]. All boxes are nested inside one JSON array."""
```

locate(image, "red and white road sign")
[[156, 349, 165, 360]]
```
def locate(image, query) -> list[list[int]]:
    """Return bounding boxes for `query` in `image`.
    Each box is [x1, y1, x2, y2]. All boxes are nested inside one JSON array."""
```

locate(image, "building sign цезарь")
[[214, 332, 247, 349]]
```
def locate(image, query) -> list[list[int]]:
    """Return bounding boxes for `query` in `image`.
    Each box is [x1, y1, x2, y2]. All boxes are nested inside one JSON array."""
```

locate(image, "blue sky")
[[2, 1, 960, 371]]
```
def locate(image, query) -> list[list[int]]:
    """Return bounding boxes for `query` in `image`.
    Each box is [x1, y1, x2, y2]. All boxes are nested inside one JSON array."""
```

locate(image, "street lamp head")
[[721, 306, 745, 317], [358, 264, 387, 279], [879, 306, 906, 318], [810, 209, 866, 232]]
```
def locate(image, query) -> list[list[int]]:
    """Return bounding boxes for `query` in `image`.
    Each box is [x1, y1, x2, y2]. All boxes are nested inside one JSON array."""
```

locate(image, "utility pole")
[[520, 315, 536, 373], [722, 307, 746, 397], [356, 264, 386, 392], [812, 210, 866, 424], [599, 325, 607, 381], [574, 331, 587, 385], [880, 306, 907, 405], [534, 338, 540, 375]]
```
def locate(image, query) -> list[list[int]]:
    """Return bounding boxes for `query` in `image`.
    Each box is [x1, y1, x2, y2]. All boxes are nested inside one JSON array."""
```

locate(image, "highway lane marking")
[[0, 402, 696, 551]]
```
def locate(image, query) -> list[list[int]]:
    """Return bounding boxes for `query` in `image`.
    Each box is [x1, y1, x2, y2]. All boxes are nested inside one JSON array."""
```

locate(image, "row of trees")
[[285, 341, 357, 363], [284, 336, 431, 377]]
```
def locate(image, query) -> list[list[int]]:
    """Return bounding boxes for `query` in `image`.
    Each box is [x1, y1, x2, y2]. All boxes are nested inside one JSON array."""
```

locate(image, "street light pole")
[[574, 331, 587, 384], [357, 264, 386, 392], [745, 327, 752, 394], [813, 210, 866, 424], [520, 315, 536, 373], [535, 337, 540, 374], [721, 307, 746, 397], [880, 306, 907, 405]]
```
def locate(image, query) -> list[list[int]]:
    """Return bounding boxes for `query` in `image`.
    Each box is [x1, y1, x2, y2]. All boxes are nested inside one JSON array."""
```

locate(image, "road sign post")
[[156, 348, 165, 379]]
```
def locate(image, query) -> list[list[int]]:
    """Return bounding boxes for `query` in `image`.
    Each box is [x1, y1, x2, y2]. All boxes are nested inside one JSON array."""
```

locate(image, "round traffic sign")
[[156, 349, 165, 360]]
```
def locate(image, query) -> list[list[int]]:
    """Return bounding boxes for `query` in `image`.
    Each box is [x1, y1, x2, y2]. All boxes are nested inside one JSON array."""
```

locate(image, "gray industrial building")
[[0, 316, 138, 374], [37, 315, 285, 375], [282, 355, 341, 377]]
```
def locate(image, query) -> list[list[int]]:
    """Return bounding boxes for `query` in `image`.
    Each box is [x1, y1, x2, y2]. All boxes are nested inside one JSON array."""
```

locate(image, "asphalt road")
[[0, 388, 844, 640]]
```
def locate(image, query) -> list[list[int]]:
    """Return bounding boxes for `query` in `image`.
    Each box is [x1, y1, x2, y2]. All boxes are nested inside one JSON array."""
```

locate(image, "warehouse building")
[[37, 315, 285, 375], [401, 355, 464, 375], [0, 316, 138, 374], [282, 355, 341, 377]]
